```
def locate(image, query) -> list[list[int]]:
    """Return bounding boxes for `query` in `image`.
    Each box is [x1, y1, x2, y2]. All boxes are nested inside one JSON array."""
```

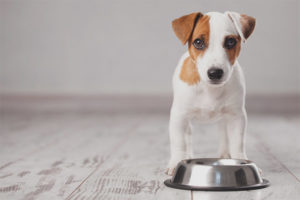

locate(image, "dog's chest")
[[188, 88, 226, 122]]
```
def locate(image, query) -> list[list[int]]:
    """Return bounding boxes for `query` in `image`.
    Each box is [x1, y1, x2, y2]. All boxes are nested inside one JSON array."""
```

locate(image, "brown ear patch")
[[180, 56, 200, 85], [172, 12, 203, 45], [188, 15, 210, 60], [224, 35, 241, 65], [240, 14, 256, 39]]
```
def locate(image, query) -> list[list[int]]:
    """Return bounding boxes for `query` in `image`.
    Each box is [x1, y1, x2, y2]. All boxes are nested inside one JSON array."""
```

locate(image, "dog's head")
[[172, 11, 255, 86]]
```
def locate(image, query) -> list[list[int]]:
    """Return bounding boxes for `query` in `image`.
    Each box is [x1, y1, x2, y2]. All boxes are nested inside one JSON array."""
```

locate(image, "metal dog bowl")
[[164, 158, 270, 191]]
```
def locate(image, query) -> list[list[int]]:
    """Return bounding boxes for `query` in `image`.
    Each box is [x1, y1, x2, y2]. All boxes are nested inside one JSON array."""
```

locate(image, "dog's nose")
[[207, 68, 223, 80]]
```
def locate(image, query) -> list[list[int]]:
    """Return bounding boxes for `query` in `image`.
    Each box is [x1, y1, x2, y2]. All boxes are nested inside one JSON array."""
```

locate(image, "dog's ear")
[[225, 11, 256, 43], [172, 12, 203, 45]]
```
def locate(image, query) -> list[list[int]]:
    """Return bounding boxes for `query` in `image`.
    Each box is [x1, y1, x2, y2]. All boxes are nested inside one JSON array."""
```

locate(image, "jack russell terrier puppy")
[[166, 11, 256, 175]]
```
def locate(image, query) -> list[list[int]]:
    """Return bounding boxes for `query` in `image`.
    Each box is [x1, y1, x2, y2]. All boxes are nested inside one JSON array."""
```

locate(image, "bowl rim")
[[164, 178, 270, 191], [180, 158, 254, 167]]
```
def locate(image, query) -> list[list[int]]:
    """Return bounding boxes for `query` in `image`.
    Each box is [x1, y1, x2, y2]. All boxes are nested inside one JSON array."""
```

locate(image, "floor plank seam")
[[252, 131, 300, 182], [65, 122, 141, 200]]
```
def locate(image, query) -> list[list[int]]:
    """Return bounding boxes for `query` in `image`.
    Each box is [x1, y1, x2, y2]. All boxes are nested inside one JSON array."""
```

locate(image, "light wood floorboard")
[[0, 112, 299, 200]]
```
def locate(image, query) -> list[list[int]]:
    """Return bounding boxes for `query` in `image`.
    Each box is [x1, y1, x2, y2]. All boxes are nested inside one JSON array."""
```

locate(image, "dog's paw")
[[258, 167, 263, 175], [165, 167, 176, 176], [219, 152, 231, 159], [165, 158, 182, 176]]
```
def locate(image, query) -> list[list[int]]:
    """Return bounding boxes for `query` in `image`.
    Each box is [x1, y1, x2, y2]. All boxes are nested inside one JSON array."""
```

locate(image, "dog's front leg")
[[226, 109, 248, 160], [166, 108, 191, 175], [218, 119, 230, 158]]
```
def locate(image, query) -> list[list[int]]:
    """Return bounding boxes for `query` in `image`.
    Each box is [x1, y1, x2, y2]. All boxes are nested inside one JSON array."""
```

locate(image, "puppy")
[[166, 11, 256, 175]]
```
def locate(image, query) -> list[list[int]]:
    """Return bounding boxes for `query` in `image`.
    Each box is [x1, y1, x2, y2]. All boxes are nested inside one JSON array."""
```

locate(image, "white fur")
[[166, 12, 249, 175], [225, 11, 246, 42]]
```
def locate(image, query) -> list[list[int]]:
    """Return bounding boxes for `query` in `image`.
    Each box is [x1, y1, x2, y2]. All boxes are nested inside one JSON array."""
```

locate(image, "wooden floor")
[[0, 111, 299, 200]]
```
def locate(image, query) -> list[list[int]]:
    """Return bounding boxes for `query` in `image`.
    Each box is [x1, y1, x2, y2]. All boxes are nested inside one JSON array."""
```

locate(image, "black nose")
[[207, 68, 224, 80]]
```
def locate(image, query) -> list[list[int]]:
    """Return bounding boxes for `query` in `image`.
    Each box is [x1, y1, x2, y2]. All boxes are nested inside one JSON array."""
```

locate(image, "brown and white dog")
[[166, 11, 256, 175]]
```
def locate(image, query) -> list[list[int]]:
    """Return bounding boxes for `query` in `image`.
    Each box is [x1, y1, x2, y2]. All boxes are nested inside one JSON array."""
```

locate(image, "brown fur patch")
[[240, 14, 256, 39], [172, 12, 203, 45], [188, 15, 210, 60], [180, 56, 200, 85], [224, 35, 241, 65]]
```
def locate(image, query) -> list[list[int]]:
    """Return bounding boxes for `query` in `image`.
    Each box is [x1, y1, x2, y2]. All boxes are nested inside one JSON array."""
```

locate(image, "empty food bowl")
[[164, 158, 270, 191]]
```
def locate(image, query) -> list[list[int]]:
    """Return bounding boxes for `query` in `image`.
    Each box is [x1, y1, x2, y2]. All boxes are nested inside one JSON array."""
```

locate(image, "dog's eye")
[[224, 38, 237, 49], [193, 39, 205, 50]]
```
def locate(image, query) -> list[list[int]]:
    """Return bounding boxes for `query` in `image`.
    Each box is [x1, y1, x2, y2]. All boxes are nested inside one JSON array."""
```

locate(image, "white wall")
[[1, 0, 299, 96]]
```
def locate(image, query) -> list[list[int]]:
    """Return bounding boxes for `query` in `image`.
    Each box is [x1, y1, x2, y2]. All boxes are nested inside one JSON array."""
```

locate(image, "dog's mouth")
[[208, 80, 224, 85]]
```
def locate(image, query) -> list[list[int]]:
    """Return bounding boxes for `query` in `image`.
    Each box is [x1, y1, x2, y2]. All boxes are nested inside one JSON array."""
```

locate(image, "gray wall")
[[1, 0, 299, 96]]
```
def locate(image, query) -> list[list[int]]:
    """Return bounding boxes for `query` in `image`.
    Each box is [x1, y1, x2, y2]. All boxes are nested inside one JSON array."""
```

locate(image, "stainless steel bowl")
[[164, 158, 270, 191]]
